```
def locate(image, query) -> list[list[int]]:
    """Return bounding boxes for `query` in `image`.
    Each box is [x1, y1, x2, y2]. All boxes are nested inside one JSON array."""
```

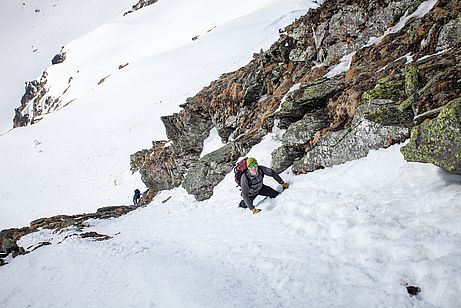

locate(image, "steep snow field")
[[0, 0, 319, 229], [0, 0, 136, 133], [1, 0, 461, 307], [2, 143, 461, 307]]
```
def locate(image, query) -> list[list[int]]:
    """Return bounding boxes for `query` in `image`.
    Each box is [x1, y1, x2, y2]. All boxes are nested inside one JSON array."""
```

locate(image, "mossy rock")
[[364, 103, 414, 127], [362, 75, 405, 101], [404, 64, 419, 96], [401, 98, 461, 174]]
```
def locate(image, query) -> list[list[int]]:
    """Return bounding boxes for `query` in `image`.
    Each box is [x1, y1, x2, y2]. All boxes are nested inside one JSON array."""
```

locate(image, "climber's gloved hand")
[[281, 182, 289, 190]]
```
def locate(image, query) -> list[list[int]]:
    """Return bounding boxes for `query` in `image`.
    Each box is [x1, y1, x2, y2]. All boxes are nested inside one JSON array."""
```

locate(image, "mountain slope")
[[0, 0, 136, 133], [1, 0, 460, 307], [0, 0, 319, 229], [1, 143, 460, 307]]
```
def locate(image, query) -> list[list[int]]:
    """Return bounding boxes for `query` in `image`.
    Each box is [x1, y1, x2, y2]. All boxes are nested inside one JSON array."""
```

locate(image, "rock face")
[[131, 0, 461, 201], [13, 72, 53, 127], [292, 103, 410, 174], [130, 141, 185, 191], [401, 98, 461, 174], [51, 50, 66, 65], [14, 44, 73, 127], [123, 0, 159, 16]]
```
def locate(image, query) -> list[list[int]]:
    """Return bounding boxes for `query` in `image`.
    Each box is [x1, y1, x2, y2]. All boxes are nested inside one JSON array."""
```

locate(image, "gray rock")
[[401, 98, 461, 174], [130, 141, 185, 191], [271, 108, 329, 173], [292, 103, 410, 174], [183, 143, 240, 201], [282, 108, 330, 146], [51, 52, 66, 65], [276, 77, 344, 128], [436, 15, 461, 52], [329, 5, 366, 40], [271, 145, 304, 173], [123, 0, 159, 16], [289, 48, 308, 62], [161, 102, 213, 154]]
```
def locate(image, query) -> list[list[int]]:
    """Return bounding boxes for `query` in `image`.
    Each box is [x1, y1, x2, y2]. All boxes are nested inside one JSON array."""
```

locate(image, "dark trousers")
[[239, 185, 279, 208]]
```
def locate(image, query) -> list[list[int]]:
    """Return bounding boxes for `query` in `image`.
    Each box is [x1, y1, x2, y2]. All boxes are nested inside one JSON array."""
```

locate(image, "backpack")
[[233, 158, 248, 186]]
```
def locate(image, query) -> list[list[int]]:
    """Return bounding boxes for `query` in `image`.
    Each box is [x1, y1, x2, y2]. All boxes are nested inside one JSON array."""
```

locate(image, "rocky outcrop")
[[182, 143, 239, 201], [13, 70, 63, 128], [401, 98, 461, 174], [123, 0, 159, 16], [132, 0, 459, 200], [0, 205, 137, 266], [130, 141, 185, 191], [13, 44, 74, 127], [13, 72, 49, 127], [51, 48, 66, 65], [132, 0, 461, 201], [292, 102, 410, 173]]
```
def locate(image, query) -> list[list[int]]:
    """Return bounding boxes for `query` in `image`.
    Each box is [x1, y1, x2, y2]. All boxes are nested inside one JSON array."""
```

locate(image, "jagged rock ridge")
[[131, 0, 461, 201]]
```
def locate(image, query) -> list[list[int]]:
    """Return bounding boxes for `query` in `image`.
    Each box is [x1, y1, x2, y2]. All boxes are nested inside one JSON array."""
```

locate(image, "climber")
[[236, 157, 289, 214], [133, 189, 142, 206]]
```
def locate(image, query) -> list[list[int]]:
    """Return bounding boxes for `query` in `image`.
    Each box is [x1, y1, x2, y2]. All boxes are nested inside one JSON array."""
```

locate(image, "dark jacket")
[[240, 165, 283, 208]]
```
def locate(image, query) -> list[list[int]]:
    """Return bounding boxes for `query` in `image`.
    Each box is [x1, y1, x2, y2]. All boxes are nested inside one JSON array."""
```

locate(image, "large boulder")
[[282, 109, 330, 146], [51, 51, 66, 65], [130, 141, 185, 191], [161, 100, 213, 155], [271, 108, 329, 172], [276, 77, 344, 128], [292, 102, 410, 174], [436, 13, 461, 52], [182, 143, 240, 201], [401, 98, 461, 174]]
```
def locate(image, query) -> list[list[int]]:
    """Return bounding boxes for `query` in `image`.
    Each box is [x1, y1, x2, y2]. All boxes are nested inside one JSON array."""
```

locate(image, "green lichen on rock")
[[401, 98, 461, 174], [396, 64, 419, 112], [364, 104, 414, 127], [397, 96, 414, 112], [302, 87, 315, 101], [404, 64, 419, 96], [362, 75, 405, 101]]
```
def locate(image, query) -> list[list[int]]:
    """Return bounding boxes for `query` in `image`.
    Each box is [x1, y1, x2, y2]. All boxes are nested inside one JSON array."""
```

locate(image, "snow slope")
[[0, 0, 136, 133], [2, 143, 460, 307], [1, 0, 460, 307], [0, 0, 319, 229]]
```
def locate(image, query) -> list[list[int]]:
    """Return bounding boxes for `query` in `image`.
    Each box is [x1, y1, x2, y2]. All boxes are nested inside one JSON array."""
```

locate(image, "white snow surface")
[[0, 0, 319, 229], [0, 0, 136, 134], [1, 0, 461, 307], [2, 143, 461, 307], [200, 128, 225, 158], [325, 52, 355, 78]]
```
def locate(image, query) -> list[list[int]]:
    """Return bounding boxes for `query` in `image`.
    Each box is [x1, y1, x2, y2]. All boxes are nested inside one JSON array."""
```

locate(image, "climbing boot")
[[251, 208, 261, 214]]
